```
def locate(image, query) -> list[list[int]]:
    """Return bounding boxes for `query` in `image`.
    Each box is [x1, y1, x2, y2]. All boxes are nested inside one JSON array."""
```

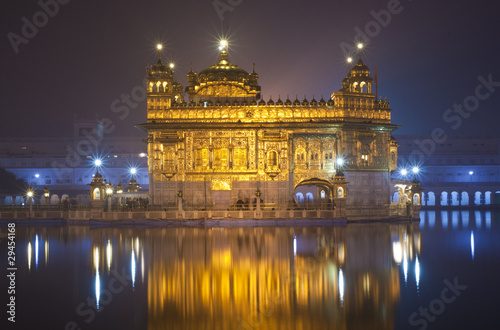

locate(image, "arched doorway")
[[50, 194, 60, 205], [427, 192, 436, 206], [294, 178, 333, 209], [393, 191, 399, 203], [451, 191, 459, 206], [295, 192, 304, 204], [461, 191, 469, 206], [413, 194, 420, 205], [485, 191, 492, 205], [474, 191, 482, 206], [440, 192, 448, 206]]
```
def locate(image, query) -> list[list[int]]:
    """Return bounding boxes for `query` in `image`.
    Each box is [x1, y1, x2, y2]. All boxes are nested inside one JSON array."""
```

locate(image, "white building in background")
[[394, 135, 500, 206], [0, 119, 148, 204]]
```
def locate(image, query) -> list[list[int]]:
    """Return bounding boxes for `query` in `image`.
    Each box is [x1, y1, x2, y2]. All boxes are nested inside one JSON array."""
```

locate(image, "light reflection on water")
[[4, 209, 499, 330]]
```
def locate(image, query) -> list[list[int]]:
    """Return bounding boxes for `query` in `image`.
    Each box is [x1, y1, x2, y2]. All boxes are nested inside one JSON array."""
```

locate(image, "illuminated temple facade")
[[138, 43, 400, 216]]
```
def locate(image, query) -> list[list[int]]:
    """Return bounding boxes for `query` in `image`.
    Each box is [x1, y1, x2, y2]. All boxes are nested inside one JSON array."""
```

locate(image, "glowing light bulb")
[[169, 63, 175, 69], [412, 167, 419, 174], [94, 159, 102, 167], [130, 168, 137, 175], [157, 44, 163, 50], [401, 169, 408, 176], [220, 40, 228, 47], [357, 43, 363, 50], [347, 57, 352, 63]]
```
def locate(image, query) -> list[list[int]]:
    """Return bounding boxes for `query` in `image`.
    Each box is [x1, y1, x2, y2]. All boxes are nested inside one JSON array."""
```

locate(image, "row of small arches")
[[393, 191, 500, 206], [295, 187, 344, 203]]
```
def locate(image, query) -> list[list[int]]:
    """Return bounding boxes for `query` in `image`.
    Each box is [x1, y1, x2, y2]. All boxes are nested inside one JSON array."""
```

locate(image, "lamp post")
[[106, 183, 113, 212], [43, 187, 50, 206], [255, 188, 261, 211], [27, 185, 34, 217], [177, 190, 183, 212]]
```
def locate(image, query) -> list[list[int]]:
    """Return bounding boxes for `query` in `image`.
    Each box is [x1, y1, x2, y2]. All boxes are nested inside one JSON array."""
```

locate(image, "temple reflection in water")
[[15, 210, 499, 329], [80, 223, 420, 330], [18, 222, 422, 329]]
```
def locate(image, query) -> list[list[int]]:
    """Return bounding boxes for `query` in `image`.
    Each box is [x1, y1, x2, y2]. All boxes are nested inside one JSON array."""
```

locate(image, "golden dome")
[[350, 58, 370, 76], [198, 52, 249, 79], [186, 46, 261, 101]]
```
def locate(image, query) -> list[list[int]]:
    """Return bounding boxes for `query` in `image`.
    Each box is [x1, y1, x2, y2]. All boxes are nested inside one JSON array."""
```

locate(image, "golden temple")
[[137, 41, 415, 218]]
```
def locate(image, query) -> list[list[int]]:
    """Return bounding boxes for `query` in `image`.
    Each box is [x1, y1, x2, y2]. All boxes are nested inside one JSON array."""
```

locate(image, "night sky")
[[2, 0, 499, 139]]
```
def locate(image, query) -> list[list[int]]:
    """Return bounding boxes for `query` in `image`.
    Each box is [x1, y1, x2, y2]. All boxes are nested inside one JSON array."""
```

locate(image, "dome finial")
[[156, 44, 163, 63], [219, 39, 228, 61], [356, 42, 364, 60]]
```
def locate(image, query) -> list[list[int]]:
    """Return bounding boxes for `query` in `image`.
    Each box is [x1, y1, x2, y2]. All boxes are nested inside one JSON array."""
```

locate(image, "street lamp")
[[27, 185, 34, 217], [106, 183, 113, 212], [27, 187, 34, 199], [43, 187, 50, 206]]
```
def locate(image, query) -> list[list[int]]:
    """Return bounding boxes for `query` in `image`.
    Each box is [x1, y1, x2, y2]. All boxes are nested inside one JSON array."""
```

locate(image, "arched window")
[[306, 192, 314, 202], [196, 149, 209, 168], [337, 187, 344, 198], [214, 148, 229, 167], [310, 150, 320, 166], [360, 81, 366, 93], [233, 148, 247, 169], [295, 192, 304, 203], [268, 151, 278, 166], [413, 194, 420, 205], [320, 190, 326, 198], [296, 150, 305, 166], [93, 188, 101, 200]]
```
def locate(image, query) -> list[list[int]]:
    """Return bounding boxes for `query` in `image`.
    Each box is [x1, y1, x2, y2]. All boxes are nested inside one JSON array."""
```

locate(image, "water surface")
[[1, 209, 499, 329]]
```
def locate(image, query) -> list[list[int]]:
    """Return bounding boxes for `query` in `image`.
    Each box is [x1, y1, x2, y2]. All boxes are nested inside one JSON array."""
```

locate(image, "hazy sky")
[[1, 0, 499, 138]]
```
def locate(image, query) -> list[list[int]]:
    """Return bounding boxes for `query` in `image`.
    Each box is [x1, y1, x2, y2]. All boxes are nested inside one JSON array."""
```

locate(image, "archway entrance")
[[294, 178, 333, 209]]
